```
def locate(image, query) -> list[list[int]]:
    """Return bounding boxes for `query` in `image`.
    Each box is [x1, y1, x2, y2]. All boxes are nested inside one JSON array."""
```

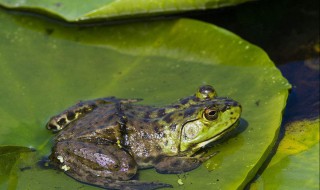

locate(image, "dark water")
[[186, 0, 319, 123], [186, 0, 319, 65], [186, 0, 319, 184]]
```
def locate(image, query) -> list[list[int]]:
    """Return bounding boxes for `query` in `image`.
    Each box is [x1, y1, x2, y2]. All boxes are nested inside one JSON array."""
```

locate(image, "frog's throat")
[[189, 119, 240, 153]]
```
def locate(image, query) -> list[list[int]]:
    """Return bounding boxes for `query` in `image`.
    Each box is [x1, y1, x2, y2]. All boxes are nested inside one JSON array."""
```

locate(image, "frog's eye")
[[196, 85, 217, 100], [203, 108, 219, 121]]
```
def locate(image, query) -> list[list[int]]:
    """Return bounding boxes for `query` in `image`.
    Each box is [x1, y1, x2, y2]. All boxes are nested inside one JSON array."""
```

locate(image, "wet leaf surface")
[[251, 119, 319, 190], [0, 146, 33, 190], [0, 0, 251, 21], [0, 7, 290, 190]]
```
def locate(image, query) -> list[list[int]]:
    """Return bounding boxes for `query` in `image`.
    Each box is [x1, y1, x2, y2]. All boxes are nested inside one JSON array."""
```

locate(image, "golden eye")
[[203, 108, 218, 120]]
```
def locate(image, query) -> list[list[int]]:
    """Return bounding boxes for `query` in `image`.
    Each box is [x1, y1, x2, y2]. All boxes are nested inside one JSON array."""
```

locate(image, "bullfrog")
[[46, 85, 241, 190]]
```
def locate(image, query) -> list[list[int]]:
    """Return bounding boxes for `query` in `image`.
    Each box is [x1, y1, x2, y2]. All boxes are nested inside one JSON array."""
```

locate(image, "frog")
[[46, 85, 242, 190]]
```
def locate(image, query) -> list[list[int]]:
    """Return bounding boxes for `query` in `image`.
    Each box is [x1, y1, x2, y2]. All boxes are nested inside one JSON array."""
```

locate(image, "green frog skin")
[[46, 85, 242, 190]]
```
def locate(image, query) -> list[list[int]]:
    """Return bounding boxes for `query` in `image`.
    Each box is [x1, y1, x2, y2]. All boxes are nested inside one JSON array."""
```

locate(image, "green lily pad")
[[250, 119, 320, 190], [0, 146, 33, 189], [0, 8, 290, 190], [0, 0, 251, 21]]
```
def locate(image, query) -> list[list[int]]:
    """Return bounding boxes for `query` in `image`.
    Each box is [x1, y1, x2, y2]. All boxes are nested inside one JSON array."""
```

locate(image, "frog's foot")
[[154, 152, 219, 174], [154, 156, 201, 174], [67, 173, 172, 190], [194, 150, 219, 162]]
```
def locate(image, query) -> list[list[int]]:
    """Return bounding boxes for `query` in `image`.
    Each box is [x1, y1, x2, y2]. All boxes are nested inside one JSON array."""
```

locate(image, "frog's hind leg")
[[50, 141, 171, 190]]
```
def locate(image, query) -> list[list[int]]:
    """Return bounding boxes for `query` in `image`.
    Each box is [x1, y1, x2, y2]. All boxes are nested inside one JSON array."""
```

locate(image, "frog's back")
[[122, 105, 181, 168]]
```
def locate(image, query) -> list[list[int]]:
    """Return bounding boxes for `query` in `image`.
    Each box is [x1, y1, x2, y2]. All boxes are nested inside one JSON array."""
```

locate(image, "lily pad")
[[0, 8, 290, 190], [0, 0, 252, 21], [250, 119, 320, 190], [0, 146, 33, 189]]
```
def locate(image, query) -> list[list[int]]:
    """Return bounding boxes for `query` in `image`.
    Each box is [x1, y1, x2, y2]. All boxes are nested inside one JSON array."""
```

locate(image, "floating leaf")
[[0, 8, 290, 190], [251, 119, 320, 190], [0, 146, 33, 190], [0, 0, 252, 21]]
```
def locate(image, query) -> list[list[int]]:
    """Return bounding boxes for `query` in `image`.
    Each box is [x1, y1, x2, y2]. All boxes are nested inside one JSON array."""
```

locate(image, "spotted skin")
[[46, 85, 242, 190]]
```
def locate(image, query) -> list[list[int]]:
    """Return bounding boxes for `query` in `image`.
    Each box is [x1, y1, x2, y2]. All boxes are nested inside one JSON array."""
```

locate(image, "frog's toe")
[[46, 115, 68, 132], [46, 112, 77, 132], [66, 171, 172, 190], [110, 180, 173, 190], [103, 179, 173, 190], [46, 101, 98, 132]]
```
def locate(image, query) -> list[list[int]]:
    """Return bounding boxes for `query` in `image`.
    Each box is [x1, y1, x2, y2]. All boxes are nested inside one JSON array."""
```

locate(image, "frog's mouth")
[[214, 118, 240, 139], [192, 118, 241, 150]]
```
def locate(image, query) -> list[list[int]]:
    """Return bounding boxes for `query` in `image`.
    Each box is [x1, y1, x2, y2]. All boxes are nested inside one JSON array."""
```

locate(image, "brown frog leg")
[[154, 152, 219, 174], [50, 141, 171, 190], [46, 97, 142, 132]]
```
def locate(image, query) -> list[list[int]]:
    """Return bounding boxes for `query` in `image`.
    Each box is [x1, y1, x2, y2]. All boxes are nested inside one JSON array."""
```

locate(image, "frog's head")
[[178, 86, 242, 153]]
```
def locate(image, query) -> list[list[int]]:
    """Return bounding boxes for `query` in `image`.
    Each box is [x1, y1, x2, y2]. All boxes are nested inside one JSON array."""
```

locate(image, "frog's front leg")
[[50, 141, 170, 190], [154, 152, 218, 174], [46, 101, 98, 132], [46, 97, 117, 132]]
